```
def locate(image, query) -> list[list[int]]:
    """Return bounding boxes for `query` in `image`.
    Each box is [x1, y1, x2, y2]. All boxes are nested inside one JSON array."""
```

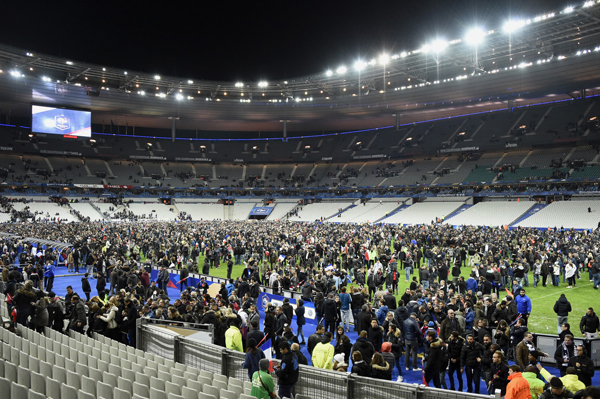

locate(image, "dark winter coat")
[[553, 295, 572, 317]]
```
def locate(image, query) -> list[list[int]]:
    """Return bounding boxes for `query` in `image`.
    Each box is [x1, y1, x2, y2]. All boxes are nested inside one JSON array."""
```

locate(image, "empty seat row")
[[6, 321, 260, 397], [2, 328, 252, 398]]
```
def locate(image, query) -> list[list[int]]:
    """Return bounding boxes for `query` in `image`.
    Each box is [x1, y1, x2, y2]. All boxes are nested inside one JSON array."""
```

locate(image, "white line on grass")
[[526, 282, 593, 301]]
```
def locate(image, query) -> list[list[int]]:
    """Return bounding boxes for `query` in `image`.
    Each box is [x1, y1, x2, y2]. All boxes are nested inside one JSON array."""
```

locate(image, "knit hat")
[[428, 321, 435, 327], [550, 377, 563, 389], [333, 353, 345, 363]]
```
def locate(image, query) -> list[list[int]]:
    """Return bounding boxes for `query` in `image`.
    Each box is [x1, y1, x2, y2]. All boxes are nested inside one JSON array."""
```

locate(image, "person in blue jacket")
[[514, 289, 532, 325], [44, 259, 56, 292], [466, 276, 478, 294]]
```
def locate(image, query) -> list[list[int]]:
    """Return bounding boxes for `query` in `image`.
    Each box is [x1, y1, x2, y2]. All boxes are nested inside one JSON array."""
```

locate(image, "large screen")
[[32, 105, 91, 137]]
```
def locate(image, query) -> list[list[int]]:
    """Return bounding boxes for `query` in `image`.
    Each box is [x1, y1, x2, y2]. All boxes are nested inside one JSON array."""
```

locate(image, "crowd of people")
[[1, 219, 600, 398]]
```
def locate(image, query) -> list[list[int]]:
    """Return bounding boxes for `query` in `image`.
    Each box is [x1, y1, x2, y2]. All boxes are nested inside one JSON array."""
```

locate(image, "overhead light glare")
[[563, 6, 574, 13], [430, 39, 448, 53], [465, 28, 486, 45], [325, 70, 333, 77], [503, 19, 525, 33], [154, 75, 161, 80], [379, 54, 390, 65], [336, 66, 347, 74], [354, 60, 367, 71], [235, 82, 244, 87], [258, 81, 268, 87]]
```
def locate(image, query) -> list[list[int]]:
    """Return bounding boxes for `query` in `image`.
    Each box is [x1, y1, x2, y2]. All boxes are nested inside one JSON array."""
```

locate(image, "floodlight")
[[188, 80, 194, 84], [235, 82, 244, 87], [336, 66, 347, 74], [354, 60, 367, 71], [400, 52, 408, 58], [584, 1, 594, 7], [503, 19, 525, 33], [154, 75, 161, 80], [42, 76, 51, 82], [430, 39, 448, 53], [379, 54, 390, 65], [258, 81, 268, 87], [176, 93, 184, 100], [563, 6, 574, 13], [325, 70, 333, 77], [10, 70, 21, 78], [465, 28, 485, 45], [421, 45, 431, 53]]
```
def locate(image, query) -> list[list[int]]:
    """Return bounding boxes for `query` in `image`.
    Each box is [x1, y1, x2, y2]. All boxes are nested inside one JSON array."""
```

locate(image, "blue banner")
[[249, 207, 273, 216], [258, 292, 317, 325]]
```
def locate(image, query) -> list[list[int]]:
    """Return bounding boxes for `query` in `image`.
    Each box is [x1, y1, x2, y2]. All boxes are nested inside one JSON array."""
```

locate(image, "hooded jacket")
[[371, 359, 392, 380], [521, 371, 545, 399], [351, 337, 375, 364], [553, 296, 571, 317], [505, 372, 531, 399], [425, 338, 444, 372], [312, 338, 335, 369]]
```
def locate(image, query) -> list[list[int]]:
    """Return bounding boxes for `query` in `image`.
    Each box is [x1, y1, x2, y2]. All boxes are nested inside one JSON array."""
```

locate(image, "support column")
[[280, 120, 291, 141], [392, 113, 401, 130], [507, 99, 514, 113], [168, 117, 180, 142]]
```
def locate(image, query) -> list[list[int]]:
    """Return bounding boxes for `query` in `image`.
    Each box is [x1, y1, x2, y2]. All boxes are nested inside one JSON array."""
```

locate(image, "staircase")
[[444, 204, 473, 222], [327, 204, 356, 220], [88, 202, 110, 221], [374, 204, 409, 223], [509, 204, 547, 227]]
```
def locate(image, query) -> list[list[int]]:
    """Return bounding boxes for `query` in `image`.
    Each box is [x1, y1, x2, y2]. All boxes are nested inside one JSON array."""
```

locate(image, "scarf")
[[560, 342, 571, 367]]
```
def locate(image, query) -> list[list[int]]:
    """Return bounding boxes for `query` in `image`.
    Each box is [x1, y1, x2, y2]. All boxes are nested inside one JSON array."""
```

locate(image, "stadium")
[[1, 1, 600, 399]]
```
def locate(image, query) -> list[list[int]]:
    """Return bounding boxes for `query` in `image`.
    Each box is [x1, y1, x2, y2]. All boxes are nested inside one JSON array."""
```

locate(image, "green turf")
[[172, 253, 595, 334]]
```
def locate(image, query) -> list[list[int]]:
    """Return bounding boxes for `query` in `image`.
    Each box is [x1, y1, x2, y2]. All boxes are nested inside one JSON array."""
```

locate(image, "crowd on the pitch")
[[1, 220, 600, 398]]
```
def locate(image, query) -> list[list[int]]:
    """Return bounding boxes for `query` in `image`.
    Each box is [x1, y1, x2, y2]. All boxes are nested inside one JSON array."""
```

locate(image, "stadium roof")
[[1, 1, 600, 132]]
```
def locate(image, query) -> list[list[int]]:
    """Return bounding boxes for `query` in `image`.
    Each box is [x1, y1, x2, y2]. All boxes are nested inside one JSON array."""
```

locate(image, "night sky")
[[1, 0, 570, 82]]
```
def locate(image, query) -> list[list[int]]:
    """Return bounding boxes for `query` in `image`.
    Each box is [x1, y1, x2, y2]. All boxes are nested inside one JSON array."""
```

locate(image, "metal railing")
[[138, 322, 497, 399]]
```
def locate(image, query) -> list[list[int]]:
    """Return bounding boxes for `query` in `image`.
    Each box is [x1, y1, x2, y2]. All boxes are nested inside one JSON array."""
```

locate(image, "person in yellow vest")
[[536, 364, 585, 394], [225, 318, 243, 352], [522, 365, 545, 399], [311, 332, 335, 369]]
